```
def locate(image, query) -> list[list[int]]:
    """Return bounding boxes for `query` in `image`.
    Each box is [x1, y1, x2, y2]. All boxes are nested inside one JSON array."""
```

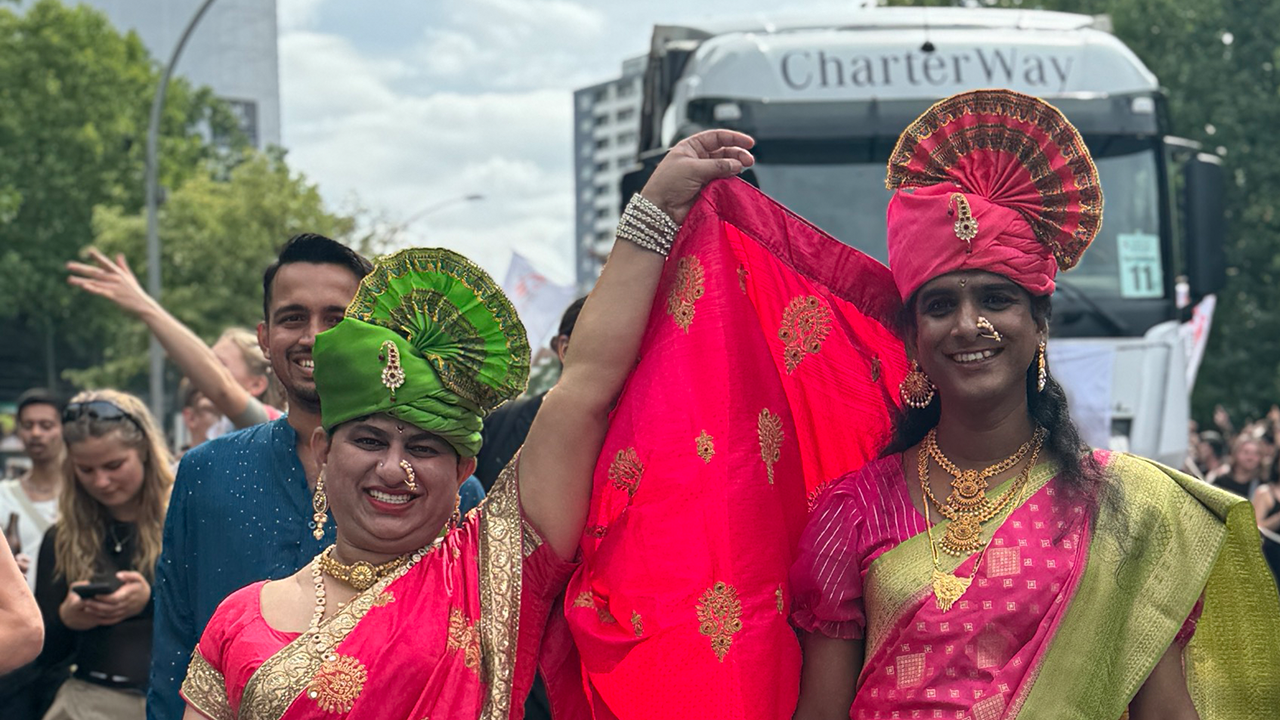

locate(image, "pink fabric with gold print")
[[791, 455, 1091, 719], [185, 505, 574, 720]]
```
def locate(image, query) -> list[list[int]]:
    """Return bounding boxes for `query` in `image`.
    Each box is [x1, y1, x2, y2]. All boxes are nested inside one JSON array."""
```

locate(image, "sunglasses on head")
[[63, 400, 144, 432]]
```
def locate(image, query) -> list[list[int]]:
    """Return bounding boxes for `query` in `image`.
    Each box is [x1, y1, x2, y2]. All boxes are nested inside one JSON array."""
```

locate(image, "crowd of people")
[[0, 88, 1275, 720]]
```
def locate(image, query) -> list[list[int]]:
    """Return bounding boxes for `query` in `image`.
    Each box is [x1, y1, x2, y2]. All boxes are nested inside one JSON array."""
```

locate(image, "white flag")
[[1180, 294, 1216, 394], [502, 252, 577, 350]]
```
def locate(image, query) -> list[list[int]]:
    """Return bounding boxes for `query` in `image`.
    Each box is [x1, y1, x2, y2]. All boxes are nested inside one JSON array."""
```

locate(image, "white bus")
[[622, 7, 1226, 466]]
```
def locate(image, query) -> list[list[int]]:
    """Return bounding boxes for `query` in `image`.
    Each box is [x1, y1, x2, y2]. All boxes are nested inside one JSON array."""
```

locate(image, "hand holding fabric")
[[640, 129, 754, 225]]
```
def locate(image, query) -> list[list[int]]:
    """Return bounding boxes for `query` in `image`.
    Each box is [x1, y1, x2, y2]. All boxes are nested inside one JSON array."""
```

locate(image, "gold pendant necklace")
[[309, 542, 435, 653], [917, 436, 1042, 612], [922, 427, 1046, 556], [317, 546, 410, 591]]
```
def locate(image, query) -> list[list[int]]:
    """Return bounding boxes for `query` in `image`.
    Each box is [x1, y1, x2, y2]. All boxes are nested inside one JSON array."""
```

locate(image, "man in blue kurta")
[[147, 234, 372, 720]]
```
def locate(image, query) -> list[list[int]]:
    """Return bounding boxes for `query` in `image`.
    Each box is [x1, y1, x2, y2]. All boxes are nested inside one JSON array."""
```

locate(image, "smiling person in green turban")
[[173, 128, 756, 720]]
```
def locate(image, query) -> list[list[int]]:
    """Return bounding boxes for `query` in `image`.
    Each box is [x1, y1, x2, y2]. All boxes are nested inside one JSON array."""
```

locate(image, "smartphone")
[[73, 577, 121, 599]]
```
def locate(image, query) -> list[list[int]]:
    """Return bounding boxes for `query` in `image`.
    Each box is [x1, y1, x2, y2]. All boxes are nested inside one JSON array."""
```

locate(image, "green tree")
[[890, 0, 1280, 422], [0, 0, 242, 395], [67, 152, 355, 390]]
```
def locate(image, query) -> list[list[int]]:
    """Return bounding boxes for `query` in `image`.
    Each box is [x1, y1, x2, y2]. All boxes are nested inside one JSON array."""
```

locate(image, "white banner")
[[1179, 294, 1216, 394], [501, 252, 577, 350]]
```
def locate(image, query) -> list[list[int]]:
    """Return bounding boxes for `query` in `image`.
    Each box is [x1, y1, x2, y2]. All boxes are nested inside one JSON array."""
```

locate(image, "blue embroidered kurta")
[[147, 417, 332, 720]]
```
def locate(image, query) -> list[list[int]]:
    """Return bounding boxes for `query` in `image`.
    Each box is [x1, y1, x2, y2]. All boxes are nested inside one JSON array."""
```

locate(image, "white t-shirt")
[[0, 479, 58, 589]]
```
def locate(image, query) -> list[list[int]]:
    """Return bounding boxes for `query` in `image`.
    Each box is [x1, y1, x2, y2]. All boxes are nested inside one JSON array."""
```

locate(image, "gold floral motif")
[[778, 296, 832, 374], [776, 586, 784, 614], [597, 606, 617, 624], [181, 650, 232, 720], [305, 653, 367, 713], [758, 409, 784, 485], [573, 591, 595, 608], [696, 430, 715, 463], [608, 447, 644, 496], [870, 356, 882, 382], [666, 256, 706, 332], [372, 590, 396, 608], [448, 608, 482, 671], [632, 611, 644, 637], [737, 265, 748, 292], [697, 582, 744, 662]]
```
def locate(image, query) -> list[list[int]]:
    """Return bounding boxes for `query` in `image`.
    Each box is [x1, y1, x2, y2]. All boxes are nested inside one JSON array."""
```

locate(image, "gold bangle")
[[616, 194, 679, 256]]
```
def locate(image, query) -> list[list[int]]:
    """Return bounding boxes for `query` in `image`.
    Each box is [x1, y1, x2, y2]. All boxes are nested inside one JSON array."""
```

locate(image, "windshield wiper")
[[1053, 279, 1130, 336]]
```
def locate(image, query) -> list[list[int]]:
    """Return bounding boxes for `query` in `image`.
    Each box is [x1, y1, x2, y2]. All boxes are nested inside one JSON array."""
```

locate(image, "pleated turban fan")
[[885, 89, 1104, 301], [312, 248, 530, 456]]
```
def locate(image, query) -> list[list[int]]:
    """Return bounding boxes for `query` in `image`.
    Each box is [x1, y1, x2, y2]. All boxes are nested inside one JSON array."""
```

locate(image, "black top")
[[34, 521, 155, 691], [1212, 474, 1259, 500], [475, 392, 546, 491]]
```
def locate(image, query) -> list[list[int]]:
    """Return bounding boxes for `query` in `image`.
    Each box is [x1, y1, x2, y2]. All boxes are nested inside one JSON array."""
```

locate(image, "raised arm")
[[0, 537, 43, 673], [519, 130, 755, 560], [67, 249, 257, 424]]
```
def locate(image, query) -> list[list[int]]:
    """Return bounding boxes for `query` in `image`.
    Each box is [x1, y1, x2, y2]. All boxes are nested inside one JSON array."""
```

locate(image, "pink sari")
[[181, 465, 575, 720]]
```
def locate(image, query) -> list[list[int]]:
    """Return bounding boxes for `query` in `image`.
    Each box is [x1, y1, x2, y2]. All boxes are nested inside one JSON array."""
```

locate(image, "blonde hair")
[[217, 327, 286, 410], [56, 390, 173, 583]]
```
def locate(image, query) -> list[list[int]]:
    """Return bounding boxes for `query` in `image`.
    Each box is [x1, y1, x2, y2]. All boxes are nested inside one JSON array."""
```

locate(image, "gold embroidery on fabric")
[[573, 592, 595, 608], [758, 409, 784, 485], [239, 570, 396, 720], [871, 356, 882, 382], [696, 431, 715, 463], [305, 653, 367, 713], [588, 524, 608, 538], [776, 585, 785, 614], [609, 447, 644, 496], [372, 590, 396, 608], [632, 611, 644, 637], [737, 265, 748, 292], [778, 295, 832, 374], [697, 582, 744, 662], [448, 608, 483, 671], [478, 456, 525, 720], [666, 256, 706, 332], [347, 251, 530, 411], [181, 649, 233, 720], [597, 606, 617, 624]]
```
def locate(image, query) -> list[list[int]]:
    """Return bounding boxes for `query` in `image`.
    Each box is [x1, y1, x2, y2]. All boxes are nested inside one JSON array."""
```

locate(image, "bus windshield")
[[749, 136, 1164, 301]]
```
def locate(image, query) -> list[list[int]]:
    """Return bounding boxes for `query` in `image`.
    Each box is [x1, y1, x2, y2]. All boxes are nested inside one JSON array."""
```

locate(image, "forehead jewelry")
[[399, 460, 417, 490], [976, 316, 1002, 342]]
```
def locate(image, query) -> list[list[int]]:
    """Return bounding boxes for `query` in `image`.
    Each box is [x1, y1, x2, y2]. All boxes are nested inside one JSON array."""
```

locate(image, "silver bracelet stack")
[[616, 194, 679, 257]]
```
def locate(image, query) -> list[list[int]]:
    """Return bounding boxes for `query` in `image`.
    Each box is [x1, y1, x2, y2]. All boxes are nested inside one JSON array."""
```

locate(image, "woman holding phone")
[[33, 390, 174, 720]]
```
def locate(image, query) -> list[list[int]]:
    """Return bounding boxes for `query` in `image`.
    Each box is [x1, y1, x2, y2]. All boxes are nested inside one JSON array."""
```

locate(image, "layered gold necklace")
[[921, 426, 1047, 555], [918, 429, 1045, 612], [316, 545, 409, 591]]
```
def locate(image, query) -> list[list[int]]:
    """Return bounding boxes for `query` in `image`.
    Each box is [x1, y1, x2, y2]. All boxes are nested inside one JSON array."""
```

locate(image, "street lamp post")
[[391, 193, 485, 236], [144, 0, 219, 421]]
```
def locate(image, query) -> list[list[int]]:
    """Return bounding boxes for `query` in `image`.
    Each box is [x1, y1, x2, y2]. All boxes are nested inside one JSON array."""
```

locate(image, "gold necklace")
[[309, 542, 434, 654], [317, 546, 409, 591], [918, 440, 1041, 612], [924, 428, 1040, 517], [922, 427, 1046, 555]]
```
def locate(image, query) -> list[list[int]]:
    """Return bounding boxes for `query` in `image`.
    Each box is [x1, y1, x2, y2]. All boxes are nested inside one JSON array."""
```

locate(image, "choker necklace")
[[309, 542, 433, 655], [922, 427, 1046, 555], [316, 546, 408, 591], [919, 436, 1043, 612]]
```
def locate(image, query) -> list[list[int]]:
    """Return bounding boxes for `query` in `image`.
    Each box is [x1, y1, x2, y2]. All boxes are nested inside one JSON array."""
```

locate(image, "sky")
[[274, 0, 855, 285]]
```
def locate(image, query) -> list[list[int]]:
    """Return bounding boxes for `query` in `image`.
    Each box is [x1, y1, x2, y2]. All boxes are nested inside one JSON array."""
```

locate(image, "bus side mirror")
[[1183, 152, 1227, 297]]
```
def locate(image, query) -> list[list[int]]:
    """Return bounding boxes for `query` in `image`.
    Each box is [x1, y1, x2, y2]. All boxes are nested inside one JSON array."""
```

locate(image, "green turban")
[[313, 248, 530, 456]]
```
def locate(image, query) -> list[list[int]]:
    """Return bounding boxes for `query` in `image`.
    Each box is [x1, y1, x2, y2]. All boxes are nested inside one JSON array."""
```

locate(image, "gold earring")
[[899, 360, 936, 409], [312, 468, 329, 541], [1037, 341, 1048, 393], [399, 459, 417, 490]]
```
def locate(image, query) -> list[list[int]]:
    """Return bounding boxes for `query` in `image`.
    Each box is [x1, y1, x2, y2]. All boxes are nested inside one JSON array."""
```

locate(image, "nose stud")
[[399, 460, 417, 490], [976, 316, 1002, 342]]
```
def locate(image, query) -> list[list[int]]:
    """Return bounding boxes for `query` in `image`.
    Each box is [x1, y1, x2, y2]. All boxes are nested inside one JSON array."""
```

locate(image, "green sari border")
[[1014, 453, 1280, 718], [862, 459, 1059, 664]]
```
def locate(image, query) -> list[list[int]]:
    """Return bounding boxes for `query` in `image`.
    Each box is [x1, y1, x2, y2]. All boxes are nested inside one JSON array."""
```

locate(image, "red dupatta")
[[545, 178, 907, 720]]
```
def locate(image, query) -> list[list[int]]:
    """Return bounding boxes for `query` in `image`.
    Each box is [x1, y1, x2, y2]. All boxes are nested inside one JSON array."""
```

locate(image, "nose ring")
[[399, 460, 417, 490], [976, 316, 1002, 342]]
